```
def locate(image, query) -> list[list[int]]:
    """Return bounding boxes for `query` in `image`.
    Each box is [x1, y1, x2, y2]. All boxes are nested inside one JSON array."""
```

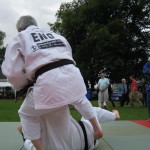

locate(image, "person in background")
[[108, 80, 115, 108], [128, 75, 144, 107], [143, 62, 150, 121], [141, 77, 147, 107], [120, 78, 129, 107], [97, 73, 109, 109]]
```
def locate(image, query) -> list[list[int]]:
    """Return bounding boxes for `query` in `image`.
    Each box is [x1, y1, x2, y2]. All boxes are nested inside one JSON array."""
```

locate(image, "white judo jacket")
[[2, 25, 87, 110]]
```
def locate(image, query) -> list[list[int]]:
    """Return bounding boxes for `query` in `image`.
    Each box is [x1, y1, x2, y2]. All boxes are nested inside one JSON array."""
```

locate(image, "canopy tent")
[[0, 81, 12, 87], [0, 82, 15, 99]]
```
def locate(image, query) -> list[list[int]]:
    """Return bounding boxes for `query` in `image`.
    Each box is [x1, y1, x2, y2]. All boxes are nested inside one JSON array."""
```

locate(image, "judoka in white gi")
[[17, 107, 120, 150], [2, 15, 103, 150]]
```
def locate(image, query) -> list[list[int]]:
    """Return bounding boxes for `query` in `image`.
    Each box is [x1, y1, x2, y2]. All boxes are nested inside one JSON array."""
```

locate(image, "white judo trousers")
[[19, 93, 116, 150], [18, 89, 95, 150]]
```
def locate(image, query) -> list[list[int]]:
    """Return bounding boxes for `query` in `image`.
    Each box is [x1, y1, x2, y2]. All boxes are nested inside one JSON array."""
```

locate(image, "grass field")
[[0, 99, 148, 122]]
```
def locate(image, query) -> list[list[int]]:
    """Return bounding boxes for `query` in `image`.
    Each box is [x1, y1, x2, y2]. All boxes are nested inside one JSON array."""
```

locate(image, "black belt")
[[15, 59, 74, 101], [34, 59, 75, 81], [78, 121, 88, 150]]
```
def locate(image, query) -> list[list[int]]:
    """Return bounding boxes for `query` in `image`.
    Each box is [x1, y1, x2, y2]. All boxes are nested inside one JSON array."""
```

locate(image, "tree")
[[0, 47, 6, 64], [119, 0, 150, 78], [49, 0, 150, 86], [0, 30, 5, 48], [0, 30, 6, 64]]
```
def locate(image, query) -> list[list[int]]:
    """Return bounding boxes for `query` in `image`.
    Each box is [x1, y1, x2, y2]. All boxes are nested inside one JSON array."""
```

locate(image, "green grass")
[[0, 99, 22, 121], [70, 100, 148, 121], [0, 99, 148, 122]]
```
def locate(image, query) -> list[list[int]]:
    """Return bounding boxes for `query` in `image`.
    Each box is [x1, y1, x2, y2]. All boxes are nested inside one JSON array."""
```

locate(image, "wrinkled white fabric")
[[2, 25, 109, 150], [33, 64, 87, 109], [19, 91, 85, 150], [24, 140, 35, 150], [2, 25, 74, 89], [23, 106, 116, 150], [2, 25, 87, 109]]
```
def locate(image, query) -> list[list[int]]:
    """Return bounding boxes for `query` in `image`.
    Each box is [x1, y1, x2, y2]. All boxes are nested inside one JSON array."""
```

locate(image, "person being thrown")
[[17, 107, 120, 150], [2, 15, 102, 150]]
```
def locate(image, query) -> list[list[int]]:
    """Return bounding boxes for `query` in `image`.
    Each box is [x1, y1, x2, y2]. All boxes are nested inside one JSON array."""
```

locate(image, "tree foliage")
[[0, 30, 6, 64], [49, 0, 150, 85], [0, 30, 5, 48]]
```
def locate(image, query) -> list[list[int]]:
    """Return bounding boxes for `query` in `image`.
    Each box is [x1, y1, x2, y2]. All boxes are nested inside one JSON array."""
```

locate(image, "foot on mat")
[[112, 110, 120, 119], [17, 124, 26, 142]]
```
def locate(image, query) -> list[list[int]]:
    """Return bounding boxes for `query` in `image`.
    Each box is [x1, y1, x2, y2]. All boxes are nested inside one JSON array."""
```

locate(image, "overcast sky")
[[0, 0, 73, 46]]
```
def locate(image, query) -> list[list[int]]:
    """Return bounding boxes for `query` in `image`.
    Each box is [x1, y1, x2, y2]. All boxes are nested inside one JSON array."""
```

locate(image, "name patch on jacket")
[[37, 39, 65, 49], [31, 32, 66, 52]]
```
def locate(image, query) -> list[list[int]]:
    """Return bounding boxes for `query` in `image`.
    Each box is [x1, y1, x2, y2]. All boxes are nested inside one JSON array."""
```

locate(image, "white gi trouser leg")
[[24, 140, 36, 150], [72, 96, 95, 120], [22, 106, 117, 150], [18, 90, 95, 141], [81, 107, 116, 132], [81, 107, 116, 149], [93, 107, 116, 122], [18, 89, 54, 140]]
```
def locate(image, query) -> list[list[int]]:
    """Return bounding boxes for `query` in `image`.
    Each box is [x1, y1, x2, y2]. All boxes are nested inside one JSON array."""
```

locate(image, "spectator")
[[108, 80, 115, 108], [143, 62, 150, 120], [128, 75, 144, 107], [119, 78, 129, 107], [141, 77, 147, 107], [97, 73, 109, 109]]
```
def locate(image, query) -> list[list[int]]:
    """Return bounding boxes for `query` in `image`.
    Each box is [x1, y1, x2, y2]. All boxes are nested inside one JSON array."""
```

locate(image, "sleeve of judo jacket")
[[1, 35, 28, 91]]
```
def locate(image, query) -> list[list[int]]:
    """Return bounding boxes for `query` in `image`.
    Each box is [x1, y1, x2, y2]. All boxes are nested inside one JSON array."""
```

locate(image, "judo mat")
[[0, 121, 150, 150], [96, 121, 150, 150]]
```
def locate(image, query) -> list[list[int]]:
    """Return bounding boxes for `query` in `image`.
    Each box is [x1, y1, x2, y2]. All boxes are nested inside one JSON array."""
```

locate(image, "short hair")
[[100, 72, 106, 76], [122, 78, 126, 82], [16, 15, 37, 32]]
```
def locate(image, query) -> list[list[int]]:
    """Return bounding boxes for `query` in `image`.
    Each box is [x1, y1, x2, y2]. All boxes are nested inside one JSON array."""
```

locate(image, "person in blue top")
[[143, 62, 150, 121]]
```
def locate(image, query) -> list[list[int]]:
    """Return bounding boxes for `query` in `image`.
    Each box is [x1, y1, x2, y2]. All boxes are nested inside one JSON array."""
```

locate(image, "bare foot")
[[17, 123, 22, 134], [112, 110, 120, 119], [17, 123, 26, 142]]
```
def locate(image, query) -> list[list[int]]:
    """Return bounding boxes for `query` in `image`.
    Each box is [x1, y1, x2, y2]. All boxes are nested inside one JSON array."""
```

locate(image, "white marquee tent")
[[0, 81, 12, 87], [0, 81, 15, 99]]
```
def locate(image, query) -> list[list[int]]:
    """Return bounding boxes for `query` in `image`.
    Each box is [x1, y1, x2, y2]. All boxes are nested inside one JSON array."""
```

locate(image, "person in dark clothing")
[[141, 77, 147, 107], [120, 78, 130, 107], [143, 62, 150, 120], [108, 81, 115, 108]]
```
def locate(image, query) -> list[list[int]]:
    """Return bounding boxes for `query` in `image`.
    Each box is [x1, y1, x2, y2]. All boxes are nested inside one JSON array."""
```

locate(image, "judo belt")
[[34, 59, 75, 81], [15, 59, 74, 101], [78, 121, 88, 150]]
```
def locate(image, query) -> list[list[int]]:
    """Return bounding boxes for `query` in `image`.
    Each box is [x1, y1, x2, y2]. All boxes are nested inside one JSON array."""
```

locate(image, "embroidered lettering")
[[37, 39, 66, 49], [31, 32, 54, 42], [31, 33, 40, 42]]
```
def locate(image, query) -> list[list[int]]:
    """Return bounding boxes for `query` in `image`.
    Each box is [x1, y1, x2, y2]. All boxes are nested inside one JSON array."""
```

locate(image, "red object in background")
[[131, 120, 150, 128]]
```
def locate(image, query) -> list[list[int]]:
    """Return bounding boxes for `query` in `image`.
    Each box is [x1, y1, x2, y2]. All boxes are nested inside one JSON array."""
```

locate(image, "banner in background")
[[112, 83, 123, 100]]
